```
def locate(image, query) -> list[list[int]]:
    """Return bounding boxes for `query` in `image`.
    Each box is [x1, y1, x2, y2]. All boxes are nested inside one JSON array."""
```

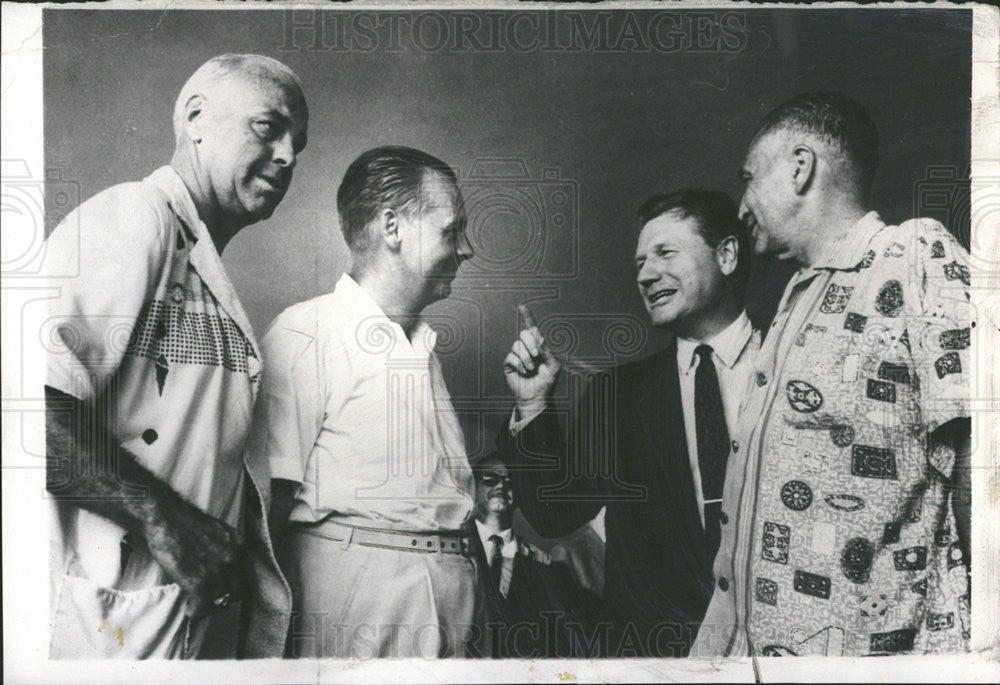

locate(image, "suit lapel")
[[633, 346, 671, 465], [633, 342, 713, 573]]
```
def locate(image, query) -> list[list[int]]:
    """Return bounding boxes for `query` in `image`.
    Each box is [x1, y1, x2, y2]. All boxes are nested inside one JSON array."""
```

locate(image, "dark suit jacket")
[[463, 519, 599, 658], [497, 343, 716, 657]]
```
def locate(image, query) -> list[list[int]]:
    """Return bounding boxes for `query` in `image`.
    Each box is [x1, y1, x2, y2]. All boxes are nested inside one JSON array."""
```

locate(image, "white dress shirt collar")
[[336, 273, 438, 360], [474, 519, 516, 558], [676, 310, 753, 374]]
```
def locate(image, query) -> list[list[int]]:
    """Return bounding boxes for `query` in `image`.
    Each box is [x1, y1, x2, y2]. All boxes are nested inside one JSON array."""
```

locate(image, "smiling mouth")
[[647, 289, 677, 305], [257, 175, 284, 192]]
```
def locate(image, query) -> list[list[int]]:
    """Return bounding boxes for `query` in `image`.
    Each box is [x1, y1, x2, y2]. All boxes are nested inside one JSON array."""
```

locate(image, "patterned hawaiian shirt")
[[45, 166, 267, 658], [694, 212, 970, 657]]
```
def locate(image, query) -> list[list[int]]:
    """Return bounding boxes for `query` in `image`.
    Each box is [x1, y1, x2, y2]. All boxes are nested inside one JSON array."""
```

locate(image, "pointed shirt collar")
[[335, 273, 438, 360], [676, 310, 754, 374], [810, 210, 886, 271]]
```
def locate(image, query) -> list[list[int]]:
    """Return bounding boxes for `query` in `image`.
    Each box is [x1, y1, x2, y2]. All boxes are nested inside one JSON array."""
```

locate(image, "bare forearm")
[[46, 385, 243, 615], [45, 385, 190, 538]]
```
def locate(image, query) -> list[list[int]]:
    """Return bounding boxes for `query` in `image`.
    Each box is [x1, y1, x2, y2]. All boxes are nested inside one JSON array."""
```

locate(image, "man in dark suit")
[[465, 455, 599, 658], [500, 189, 754, 657]]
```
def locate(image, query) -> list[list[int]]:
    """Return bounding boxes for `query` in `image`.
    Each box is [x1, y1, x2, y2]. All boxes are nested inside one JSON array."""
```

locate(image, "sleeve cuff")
[[509, 405, 546, 435], [268, 457, 305, 485]]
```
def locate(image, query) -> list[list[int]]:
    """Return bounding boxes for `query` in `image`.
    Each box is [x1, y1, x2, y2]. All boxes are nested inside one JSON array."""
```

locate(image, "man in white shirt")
[[44, 54, 308, 658], [252, 146, 478, 658], [499, 189, 757, 657]]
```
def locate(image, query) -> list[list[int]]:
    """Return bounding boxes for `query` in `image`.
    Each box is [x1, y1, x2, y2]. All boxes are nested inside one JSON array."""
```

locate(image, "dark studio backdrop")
[[44, 7, 972, 461]]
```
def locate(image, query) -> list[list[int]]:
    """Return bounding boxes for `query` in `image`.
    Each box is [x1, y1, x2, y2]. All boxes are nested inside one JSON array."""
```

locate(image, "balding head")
[[172, 54, 306, 145], [170, 54, 308, 247], [738, 92, 878, 266], [750, 91, 879, 201]]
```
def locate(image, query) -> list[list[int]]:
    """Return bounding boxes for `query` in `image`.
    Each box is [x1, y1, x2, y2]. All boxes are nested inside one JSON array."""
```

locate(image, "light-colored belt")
[[291, 517, 472, 556]]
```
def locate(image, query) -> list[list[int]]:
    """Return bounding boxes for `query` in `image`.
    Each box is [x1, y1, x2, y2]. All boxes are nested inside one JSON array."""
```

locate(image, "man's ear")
[[377, 208, 402, 251], [792, 144, 816, 195], [715, 235, 739, 277], [183, 94, 207, 144]]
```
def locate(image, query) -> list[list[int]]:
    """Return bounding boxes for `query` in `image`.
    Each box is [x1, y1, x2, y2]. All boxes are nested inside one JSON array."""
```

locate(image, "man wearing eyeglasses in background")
[[464, 454, 598, 658]]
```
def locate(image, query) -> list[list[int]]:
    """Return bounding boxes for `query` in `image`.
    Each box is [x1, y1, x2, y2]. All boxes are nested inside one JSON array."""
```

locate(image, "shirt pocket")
[[49, 573, 189, 658]]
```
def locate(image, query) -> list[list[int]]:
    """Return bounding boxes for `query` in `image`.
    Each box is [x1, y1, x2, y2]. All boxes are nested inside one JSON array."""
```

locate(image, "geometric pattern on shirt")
[[874, 280, 904, 317], [820, 284, 853, 313], [741, 218, 971, 657], [126, 299, 253, 373]]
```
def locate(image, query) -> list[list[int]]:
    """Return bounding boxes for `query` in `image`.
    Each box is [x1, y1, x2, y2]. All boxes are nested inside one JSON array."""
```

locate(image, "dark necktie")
[[694, 344, 730, 559], [488, 535, 504, 591]]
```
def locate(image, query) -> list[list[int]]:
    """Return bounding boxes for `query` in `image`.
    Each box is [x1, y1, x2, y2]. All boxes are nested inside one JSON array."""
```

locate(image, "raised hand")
[[504, 304, 562, 417]]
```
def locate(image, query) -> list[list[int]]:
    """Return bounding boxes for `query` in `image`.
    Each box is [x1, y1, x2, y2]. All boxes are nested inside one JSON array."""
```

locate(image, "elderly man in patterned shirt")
[[45, 54, 308, 658], [693, 91, 971, 657]]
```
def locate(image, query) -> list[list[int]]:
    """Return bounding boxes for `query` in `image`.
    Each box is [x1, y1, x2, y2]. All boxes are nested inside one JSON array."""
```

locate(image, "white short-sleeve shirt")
[[250, 274, 474, 532]]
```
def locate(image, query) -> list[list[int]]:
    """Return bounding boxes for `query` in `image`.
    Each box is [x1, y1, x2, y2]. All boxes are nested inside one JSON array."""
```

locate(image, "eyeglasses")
[[479, 472, 512, 487]]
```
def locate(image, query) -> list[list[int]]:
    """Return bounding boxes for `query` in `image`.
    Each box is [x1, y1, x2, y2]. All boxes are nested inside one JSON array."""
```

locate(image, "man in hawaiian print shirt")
[[693, 91, 971, 657]]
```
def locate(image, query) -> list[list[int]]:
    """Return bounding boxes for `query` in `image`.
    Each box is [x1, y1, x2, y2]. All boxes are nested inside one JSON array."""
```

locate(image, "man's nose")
[[272, 132, 297, 168], [454, 230, 474, 263], [737, 196, 750, 223], [637, 261, 658, 289]]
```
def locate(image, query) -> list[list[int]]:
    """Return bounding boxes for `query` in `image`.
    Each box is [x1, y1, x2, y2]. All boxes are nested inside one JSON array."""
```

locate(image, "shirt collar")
[[146, 166, 209, 245], [335, 273, 438, 359], [677, 310, 753, 373], [810, 210, 885, 271], [144, 166, 262, 374], [474, 519, 514, 549]]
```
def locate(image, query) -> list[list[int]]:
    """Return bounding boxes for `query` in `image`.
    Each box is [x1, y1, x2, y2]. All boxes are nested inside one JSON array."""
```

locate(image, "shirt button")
[[718, 576, 730, 592], [731, 440, 739, 453], [720, 511, 729, 525], [756, 372, 768, 386]]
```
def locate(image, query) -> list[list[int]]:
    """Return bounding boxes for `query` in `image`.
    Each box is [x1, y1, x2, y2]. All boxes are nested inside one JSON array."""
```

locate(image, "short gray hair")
[[172, 53, 304, 142], [753, 91, 880, 199]]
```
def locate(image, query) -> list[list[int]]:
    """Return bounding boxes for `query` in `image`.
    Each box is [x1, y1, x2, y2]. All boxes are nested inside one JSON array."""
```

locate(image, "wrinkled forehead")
[[745, 130, 776, 165], [636, 209, 703, 255], [212, 71, 308, 120], [746, 126, 804, 168]]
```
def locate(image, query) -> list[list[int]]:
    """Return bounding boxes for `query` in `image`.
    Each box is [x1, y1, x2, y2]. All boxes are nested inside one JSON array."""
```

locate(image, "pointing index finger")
[[518, 303, 538, 331]]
